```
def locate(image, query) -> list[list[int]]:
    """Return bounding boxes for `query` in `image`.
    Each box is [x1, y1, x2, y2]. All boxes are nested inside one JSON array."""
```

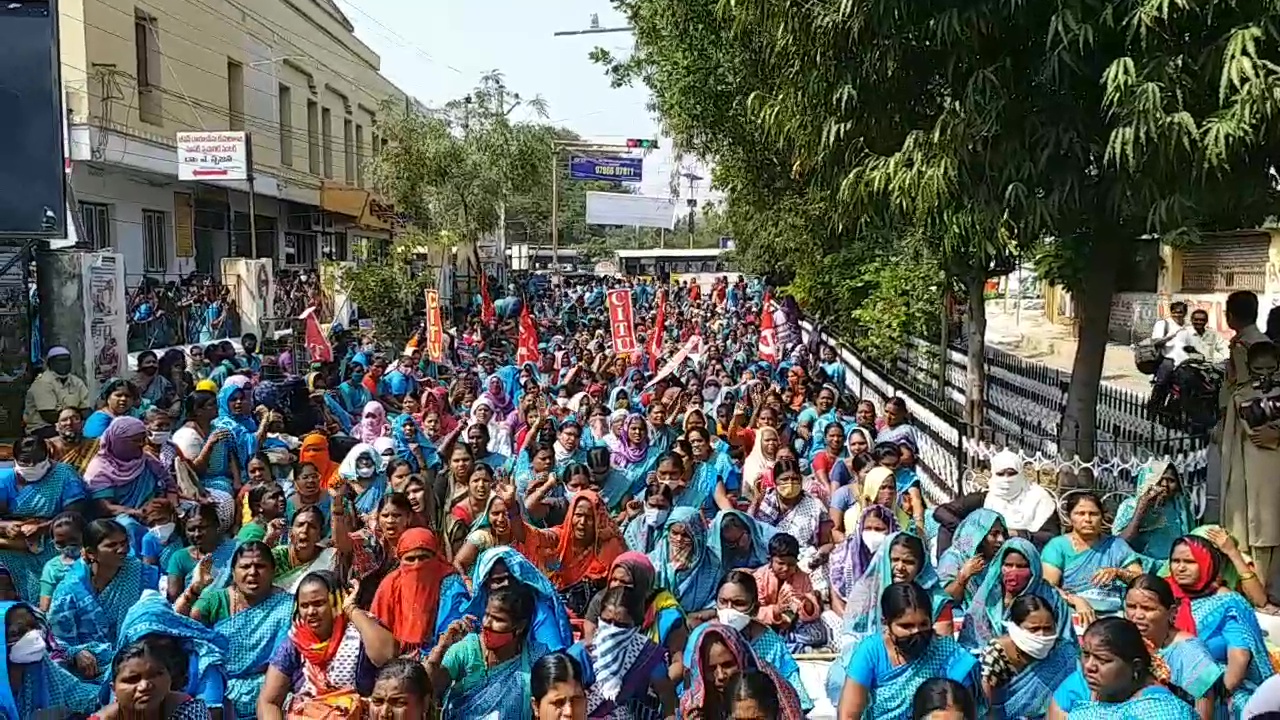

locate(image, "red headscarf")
[[298, 433, 338, 490], [370, 528, 454, 648], [1167, 535, 1220, 634], [289, 574, 348, 691], [551, 490, 623, 590]]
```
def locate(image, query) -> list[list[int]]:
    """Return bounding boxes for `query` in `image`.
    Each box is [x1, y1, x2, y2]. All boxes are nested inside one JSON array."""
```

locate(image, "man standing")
[[23, 346, 90, 440], [1218, 290, 1280, 602], [1150, 301, 1188, 407]]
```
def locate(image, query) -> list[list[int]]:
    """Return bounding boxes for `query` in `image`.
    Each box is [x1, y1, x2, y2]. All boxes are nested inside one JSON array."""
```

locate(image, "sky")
[[331, 0, 719, 206]]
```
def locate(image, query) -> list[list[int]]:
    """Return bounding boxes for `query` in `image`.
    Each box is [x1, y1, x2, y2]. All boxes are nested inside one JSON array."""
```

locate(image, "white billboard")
[[585, 192, 678, 230], [177, 131, 249, 181]]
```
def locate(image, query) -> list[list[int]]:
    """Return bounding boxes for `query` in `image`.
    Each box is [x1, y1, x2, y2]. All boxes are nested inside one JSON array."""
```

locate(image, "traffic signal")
[[626, 138, 657, 149]]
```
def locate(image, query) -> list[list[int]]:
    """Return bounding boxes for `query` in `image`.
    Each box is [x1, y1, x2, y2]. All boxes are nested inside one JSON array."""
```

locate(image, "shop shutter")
[[1179, 233, 1270, 293]]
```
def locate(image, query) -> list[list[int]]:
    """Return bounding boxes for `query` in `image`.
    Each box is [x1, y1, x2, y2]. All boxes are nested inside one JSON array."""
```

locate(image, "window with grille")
[[79, 203, 111, 250], [143, 209, 167, 272]]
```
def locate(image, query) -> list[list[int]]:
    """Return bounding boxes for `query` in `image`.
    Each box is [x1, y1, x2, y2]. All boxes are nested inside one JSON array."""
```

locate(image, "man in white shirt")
[[1175, 308, 1229, 365], [1150, 302, 1188, 407]]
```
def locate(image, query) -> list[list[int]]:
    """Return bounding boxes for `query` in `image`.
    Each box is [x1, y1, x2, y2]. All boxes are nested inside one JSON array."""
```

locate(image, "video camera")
[[1240, 374, 1280, 429]]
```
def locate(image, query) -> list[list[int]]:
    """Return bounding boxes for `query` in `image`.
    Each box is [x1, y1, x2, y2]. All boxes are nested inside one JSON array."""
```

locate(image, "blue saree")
[[1041, 533, 1140, 614], [840, 631, 982, 720], [210, 384, 258, 472], [676, 451, 732, 511], [707, 509, 776, 571], [997, 638, 1079, 719], [1160, 637, 1222, 708], [214, 589, 293, 719], [336, 379, 372, 415], [1112, 460, 1194, 563], [749, 627, 814, 713], [648, 508, 721, 612], [0, 602, 99, 719], [47, 556, 158, 680], [0, 463, 85, 603], [622, 515, 665, 555], [392, 413, 441, 473], [89, 465, 165, 556], [937, 508, 1003, 605], [111, 591, 230, 711], [440, 633, 545, 720], [962, 538, 1075, 650], [461, 546, 573, 652], [1189, 591, 1271, 719], [1066, 686, 1198, 720]]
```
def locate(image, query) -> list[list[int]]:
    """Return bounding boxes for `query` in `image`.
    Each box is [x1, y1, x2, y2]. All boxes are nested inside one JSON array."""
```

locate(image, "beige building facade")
[[59, 0, 408, 279]]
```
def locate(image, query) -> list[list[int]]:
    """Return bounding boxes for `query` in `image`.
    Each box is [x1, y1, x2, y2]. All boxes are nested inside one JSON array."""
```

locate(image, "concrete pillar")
[[35, 250, 86, 377]]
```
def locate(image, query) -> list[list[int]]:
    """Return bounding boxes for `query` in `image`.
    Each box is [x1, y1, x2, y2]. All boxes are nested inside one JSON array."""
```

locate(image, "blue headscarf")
[[649, 507, 722, 612], [390, 413, 439, 473], [111, 591, 229, 705], [707, 509, 776, 571], [466, 547, 572, 652], [964, 537, 1075, 648], [210, 383, 257, 468]]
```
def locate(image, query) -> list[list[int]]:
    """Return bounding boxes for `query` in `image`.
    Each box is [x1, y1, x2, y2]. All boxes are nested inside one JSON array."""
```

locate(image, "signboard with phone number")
[[570, 155, 643, 183]]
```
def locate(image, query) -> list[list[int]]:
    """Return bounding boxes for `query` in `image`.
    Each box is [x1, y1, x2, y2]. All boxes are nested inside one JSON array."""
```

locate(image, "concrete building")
[[59, 0, 407, 280]]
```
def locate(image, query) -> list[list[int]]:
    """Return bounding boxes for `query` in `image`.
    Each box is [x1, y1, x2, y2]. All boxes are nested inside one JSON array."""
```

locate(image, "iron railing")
[[126, 274, 240, 351]]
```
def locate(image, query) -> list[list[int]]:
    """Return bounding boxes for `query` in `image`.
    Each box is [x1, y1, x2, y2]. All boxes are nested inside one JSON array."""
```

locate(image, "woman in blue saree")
[[713, 569, 815, 713], [83, 378, 138, 440], [621, 483, 675, 555], [680, 622, 805, 720], [306, 371, 354, 433], [83, 417, 168, 555], [1125, 573, 1222, 719], [337, 442, 390, 516], [1042, 491, 1144, 619], [210, 384, 261, 476], [648, 507, 721, 619], [678, 427, 734, 512], [336, 361, 373, 415], [836, 581, 983, 720], [175, 540, 293, 720], [607, 413, 661, 501], [426, 571, 548, 719], [48, 519, 160, 683], [109, 590, 230, 714], [0, 437, 87, 604], [1114, 460, 1195, 565], [936, 508, 1007, 606], [1167, 534, 1270, 719], [962, 537, 1075, 650], [795, 384, 839, 459], [0, 600, 100, 718], [392, 412, 440, 474], [707, 508, 776, 571], [979, 595, 1078, 719], [441, 546, 573, 653], [164, 503, 237, 601]]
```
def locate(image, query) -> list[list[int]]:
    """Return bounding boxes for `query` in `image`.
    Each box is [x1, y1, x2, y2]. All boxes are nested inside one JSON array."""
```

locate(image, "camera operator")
[[1219, 290, 1280, 603]]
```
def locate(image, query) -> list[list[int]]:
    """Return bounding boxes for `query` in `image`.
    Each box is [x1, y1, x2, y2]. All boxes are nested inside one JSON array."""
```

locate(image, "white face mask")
[[644, 507, 670, 527], [357, 466, 376, 479], [987, 472, 1026, 501], [8, 629, 46, 664], [149, 522, 177, 545], [716, 607, 753, 631], [1006, 623, 1056, 660], [861, 530, 888, 554], [148, 431, 171, 445], [15, 461, 50, 483]]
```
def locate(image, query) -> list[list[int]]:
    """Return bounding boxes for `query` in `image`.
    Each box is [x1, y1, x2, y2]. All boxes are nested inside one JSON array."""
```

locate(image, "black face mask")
[[894, 629, 933, 661]]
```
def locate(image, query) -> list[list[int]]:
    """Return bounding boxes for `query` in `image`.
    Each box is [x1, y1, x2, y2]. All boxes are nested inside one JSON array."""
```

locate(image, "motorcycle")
[[1150, 351, 1223, 434]]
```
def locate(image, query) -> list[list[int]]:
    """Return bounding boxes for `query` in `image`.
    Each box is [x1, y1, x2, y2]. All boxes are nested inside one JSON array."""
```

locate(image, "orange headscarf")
[[370, 528, 454, 648], [298, 433, 338, 490], [551, 490, 623, 590]]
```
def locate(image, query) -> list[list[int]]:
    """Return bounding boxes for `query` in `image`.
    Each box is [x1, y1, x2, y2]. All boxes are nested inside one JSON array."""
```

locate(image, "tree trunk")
[[1060, 237, 1126, 476], [965, 271, 987, 434]]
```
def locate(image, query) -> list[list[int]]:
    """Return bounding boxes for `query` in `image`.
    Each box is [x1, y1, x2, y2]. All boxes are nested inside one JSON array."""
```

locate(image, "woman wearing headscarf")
[[581, 552, 688, 682], [110, 590, 230, 714], [707, 509, 777, 572], [681, 622, 805, 720], [961, 537, 1075, 650], [391, 412, 440, 474], [297, 432, 339, 491], [422, 385, 458, 437], [481, 374, 515, 418], [742, 425, 780, 502], [546, 491, 625, 617], [336, 442, 389, 517], [336, 361, 373, 415], [608, 413, 660, 498], [305, 371, 353, 433], [446, 546, 573, 654], [932, 449, 1059, 554], [83, 378, 139, 439], [1166, 534, 1271, 717], [648, 507, 722, 620], [85, 417, 169, 555], [211, 384, 266, 477], [353, 400, 389, 444], [1115, 459, 1196, 562], [370, 528, 455, 653], [829, 505, 899, 620], [937, 508, 1008, 605], [468, 396, 513, 458]]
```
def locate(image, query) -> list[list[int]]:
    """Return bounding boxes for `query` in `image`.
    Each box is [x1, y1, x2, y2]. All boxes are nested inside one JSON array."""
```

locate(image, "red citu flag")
[[758, 291, 778, 363], [648, 289, 666, 372], [299, 306, 334, 363], [479, 271, 496, 326], [516, 301, 539, 366]]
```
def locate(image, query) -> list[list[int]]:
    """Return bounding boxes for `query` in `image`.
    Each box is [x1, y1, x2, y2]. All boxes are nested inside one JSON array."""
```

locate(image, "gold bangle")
[[1239, 572, 1258, 582]]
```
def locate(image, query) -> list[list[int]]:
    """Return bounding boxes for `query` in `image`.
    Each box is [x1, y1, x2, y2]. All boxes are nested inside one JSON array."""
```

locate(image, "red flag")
[[479, 271, 495, 326], [758, 292, 778, 363], [516, 302, 539, 366], [648, 289, 666, 372], [299, 306, 333, 363]]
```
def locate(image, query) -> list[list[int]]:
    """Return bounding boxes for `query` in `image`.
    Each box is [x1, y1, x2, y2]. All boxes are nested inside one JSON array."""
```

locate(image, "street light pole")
[[549, 139, 643, 275]]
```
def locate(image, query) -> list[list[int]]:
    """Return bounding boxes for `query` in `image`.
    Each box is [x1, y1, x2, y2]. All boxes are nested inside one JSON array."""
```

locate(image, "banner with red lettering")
[[758, 291, 778, 363], [648, 289, 666, 372], [299, 306, 333, 363], [424, 289, 444, 361], [608, 289, 638, 355], [516, 302, 540, 366], [646, 335, 702, 388]]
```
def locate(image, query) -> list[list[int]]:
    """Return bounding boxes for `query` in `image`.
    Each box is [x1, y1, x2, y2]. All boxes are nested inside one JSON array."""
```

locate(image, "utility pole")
[[549, 138, 644, 274]]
